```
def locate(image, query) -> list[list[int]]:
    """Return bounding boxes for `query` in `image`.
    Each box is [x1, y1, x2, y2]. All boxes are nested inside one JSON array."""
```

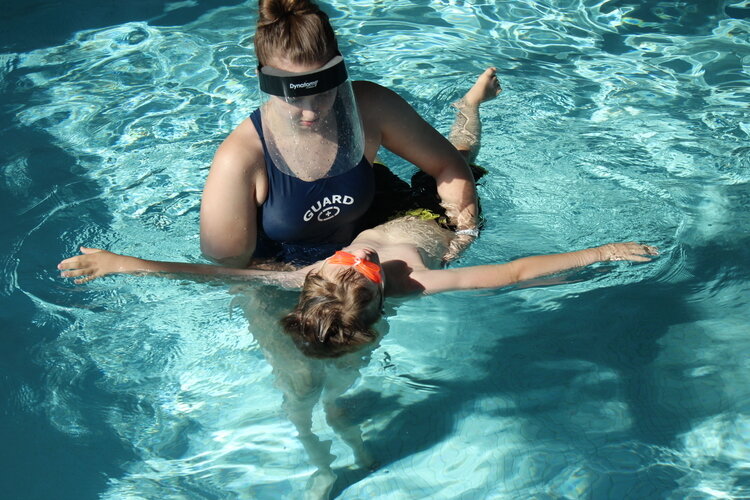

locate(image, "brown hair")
[[281, 268, 380, 358], [255, 0, 339, 66]]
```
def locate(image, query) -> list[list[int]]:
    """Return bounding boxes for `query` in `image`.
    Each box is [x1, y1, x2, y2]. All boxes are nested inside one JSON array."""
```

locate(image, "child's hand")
[[598, 242, 659, 262], [58, 247, 133, 284]]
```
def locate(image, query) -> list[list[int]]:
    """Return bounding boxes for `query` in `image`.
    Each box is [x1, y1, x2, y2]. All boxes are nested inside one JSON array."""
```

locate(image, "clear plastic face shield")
[[257, 54, 365, 181]]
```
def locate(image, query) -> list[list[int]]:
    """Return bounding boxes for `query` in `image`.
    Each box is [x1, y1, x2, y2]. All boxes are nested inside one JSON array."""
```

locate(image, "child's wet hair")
[[281, 268, 380, 358]]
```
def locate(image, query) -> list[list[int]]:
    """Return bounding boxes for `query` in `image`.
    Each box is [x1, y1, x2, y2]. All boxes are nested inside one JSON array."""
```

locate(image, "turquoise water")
[[2, 0, 749, 498]]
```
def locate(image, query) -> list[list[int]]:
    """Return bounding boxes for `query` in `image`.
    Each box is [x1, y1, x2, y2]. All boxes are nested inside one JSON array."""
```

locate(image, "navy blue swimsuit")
[[250, 109, 375, 265]]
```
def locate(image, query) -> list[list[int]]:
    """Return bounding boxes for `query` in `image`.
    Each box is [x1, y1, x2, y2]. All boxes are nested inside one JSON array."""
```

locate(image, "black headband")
[[258, 55, 348, 98]]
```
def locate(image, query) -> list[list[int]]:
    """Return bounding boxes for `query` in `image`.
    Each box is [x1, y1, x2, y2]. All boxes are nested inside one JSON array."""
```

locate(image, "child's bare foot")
[[354, 445, 378, 471], [460, 67, 501, 107], [305, 468, 336, 500]]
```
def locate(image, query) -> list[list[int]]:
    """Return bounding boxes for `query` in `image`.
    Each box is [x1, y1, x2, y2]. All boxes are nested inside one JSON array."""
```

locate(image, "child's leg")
[[238, 291, 336, 499], [282, 390, 339, 500], [323, 400, 375, 470], [449, 67, 501, 163], [321, 365, 376, 470]]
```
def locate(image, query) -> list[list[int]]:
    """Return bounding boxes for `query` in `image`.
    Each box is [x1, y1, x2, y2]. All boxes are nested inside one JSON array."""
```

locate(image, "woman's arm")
[[413, 242, 659, 295], [58, 247, 307, 288], [359, 82, 479, 232], [199, 120, 266, 267]]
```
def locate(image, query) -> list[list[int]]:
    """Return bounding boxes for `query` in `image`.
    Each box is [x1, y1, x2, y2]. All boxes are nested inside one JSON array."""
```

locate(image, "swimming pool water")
[[2, 0, 749, 498]]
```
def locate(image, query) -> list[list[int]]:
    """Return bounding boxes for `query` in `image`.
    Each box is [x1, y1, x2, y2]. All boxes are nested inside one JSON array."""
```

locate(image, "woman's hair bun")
[[254, 0, 338, 66], [258, 0, 316, 27]]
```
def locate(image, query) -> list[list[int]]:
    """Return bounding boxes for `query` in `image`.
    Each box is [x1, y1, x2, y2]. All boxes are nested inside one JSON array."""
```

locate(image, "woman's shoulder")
[[353, 80, 395, 100], [352, 79, 384, 90], [212, 117, 265, 174], [353, 80, 408, 121]]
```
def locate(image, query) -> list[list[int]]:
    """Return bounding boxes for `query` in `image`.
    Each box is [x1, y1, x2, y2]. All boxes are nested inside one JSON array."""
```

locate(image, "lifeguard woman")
[[199, 0, 496, 266]]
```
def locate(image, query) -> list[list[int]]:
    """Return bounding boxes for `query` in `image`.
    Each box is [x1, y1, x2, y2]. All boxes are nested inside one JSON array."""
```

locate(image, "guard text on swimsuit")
[[304, 195, 354, 222]]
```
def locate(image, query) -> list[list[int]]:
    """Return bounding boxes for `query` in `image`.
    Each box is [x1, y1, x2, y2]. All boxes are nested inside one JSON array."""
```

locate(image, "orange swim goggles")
[[327, 251, 383, 284]]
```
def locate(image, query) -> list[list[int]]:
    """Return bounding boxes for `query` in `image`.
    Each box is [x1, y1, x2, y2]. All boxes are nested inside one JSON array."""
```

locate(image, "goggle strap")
[[327, 251, 382, 284]]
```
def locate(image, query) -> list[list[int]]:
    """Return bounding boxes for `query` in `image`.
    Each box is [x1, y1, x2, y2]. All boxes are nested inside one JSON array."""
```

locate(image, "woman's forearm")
[[436, 166, 479, 231]]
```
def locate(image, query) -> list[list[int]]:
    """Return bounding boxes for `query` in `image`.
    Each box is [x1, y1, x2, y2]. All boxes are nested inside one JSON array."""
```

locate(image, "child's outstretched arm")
[[414, 242, 658, 294], [58, 247, 307, 288]]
